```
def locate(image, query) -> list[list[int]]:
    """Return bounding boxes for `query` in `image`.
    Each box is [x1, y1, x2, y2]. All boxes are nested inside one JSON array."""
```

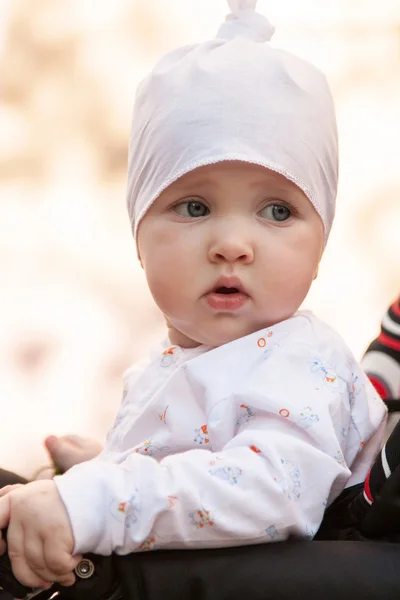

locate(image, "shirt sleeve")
[[55, 333, 386, 556], [55, 430, 347, 555]]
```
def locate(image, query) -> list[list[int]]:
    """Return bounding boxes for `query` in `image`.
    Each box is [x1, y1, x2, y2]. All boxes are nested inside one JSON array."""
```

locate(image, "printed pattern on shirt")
[[54, 312, 387, 557], [139, 536, 156, 551], [236, 404, 255, 428], [256, 329, 285, 360], [161, 346, 178, 367], [194, 425, 210, 445], [110, 490, 140, 529], [265, 525, 279, 540], [298, 406, 320, 429], [309, 358, 346, 395], [189, 508, 214, 529], [209, 465, 242, 485], [135, 440, 170, 456], [274, 459, 301, 500]]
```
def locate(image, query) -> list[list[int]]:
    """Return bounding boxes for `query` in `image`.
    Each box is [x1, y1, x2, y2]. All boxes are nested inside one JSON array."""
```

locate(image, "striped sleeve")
[[362, 296, 400, 400]]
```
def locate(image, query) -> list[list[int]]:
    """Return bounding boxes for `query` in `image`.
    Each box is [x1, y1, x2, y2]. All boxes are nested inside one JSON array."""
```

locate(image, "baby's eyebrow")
[[171, 177, 216, 191], [169, 173, 299, 196], [247, 176, 295, 191]]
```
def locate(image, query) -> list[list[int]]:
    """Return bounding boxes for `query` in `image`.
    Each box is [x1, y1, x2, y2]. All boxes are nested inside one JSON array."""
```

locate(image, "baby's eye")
[[258, 204, 291, 222], [173, 200, 210, 218]]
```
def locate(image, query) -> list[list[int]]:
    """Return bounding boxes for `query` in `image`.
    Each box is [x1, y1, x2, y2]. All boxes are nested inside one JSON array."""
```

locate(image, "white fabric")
[[55, 312, 386, 556], [227, 0, 257, 10], [127, 0, 338, 244], [217, 2, 275, 42]]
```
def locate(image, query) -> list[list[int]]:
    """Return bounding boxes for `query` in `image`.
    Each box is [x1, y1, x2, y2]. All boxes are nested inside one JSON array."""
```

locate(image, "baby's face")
[[137, 162, 324, 348]]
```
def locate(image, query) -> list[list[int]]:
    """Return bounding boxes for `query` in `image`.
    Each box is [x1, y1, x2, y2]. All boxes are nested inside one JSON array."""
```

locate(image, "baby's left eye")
[[258, 204, 291, 222], [173, 200, 209, 218]]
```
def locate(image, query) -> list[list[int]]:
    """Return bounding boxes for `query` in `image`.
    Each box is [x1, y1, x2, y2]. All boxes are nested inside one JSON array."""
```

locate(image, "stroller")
[[2, 405, 400, 600]]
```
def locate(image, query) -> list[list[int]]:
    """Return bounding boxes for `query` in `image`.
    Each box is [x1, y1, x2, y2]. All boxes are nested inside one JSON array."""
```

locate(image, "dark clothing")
[[115, 540, 400, 600], [0, 469, 27, 487]]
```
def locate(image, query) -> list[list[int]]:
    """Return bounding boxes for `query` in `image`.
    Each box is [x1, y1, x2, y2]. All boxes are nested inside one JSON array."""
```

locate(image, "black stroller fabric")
[[115, 539, 400, 600]]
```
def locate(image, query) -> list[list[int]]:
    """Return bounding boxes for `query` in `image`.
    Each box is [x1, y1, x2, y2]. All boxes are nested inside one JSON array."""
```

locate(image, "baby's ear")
[[313, 266, 319, 281]]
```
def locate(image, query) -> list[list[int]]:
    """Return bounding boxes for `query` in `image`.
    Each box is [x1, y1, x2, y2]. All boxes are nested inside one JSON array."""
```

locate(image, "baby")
[[0, 0, 387, 591]]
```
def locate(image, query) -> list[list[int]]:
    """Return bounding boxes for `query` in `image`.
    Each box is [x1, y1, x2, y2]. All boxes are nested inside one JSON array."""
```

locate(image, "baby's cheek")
[[145, 267, 181, 315]]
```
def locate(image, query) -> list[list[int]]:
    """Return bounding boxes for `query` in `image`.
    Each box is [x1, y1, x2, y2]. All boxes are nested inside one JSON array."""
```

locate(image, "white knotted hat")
[[127, 0, 338, 245]]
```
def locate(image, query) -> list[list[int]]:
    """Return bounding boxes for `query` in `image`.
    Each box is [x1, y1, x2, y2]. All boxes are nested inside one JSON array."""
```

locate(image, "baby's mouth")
[[205, 279, 249, 311], [214, 286, 240, 295]]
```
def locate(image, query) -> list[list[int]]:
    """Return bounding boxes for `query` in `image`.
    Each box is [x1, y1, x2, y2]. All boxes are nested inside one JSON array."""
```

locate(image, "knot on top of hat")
[[217, 0, 275, 43], [227, 0, 257, 10]]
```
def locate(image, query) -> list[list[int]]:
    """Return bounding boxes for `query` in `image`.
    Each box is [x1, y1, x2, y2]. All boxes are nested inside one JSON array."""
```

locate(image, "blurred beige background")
[[1, 0, 399, 477]]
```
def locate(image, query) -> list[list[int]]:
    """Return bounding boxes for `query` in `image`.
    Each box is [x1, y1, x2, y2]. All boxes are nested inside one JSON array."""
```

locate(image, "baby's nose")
[[208, 231, 254, 264]]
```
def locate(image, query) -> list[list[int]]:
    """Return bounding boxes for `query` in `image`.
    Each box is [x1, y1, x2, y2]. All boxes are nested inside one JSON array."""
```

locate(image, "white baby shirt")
[[55, 312, 387, 555]]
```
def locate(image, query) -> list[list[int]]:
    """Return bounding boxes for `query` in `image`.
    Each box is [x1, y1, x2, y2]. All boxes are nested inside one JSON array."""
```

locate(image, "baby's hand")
[[0, 480, 82, 589], [44, 434, 103, 473]]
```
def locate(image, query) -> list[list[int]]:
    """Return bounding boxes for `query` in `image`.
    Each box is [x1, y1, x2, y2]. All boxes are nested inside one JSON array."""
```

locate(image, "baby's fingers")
[[56, 571, 76, 587], [0, 484, 23, 498], [0, 497, 9, 555], [0, 495, 11, 536], [43, 537, 82, 586], [8, 523, 51, 589]]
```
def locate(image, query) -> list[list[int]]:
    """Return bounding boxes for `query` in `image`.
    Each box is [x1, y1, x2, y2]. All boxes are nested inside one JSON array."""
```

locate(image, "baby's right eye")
[[173, 200, 210, 218]]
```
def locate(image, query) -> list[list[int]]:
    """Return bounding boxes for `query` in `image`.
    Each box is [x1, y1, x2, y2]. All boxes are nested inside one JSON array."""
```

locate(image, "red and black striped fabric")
[[362, 296, 400, 405], [363, 420, 400, 506]]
